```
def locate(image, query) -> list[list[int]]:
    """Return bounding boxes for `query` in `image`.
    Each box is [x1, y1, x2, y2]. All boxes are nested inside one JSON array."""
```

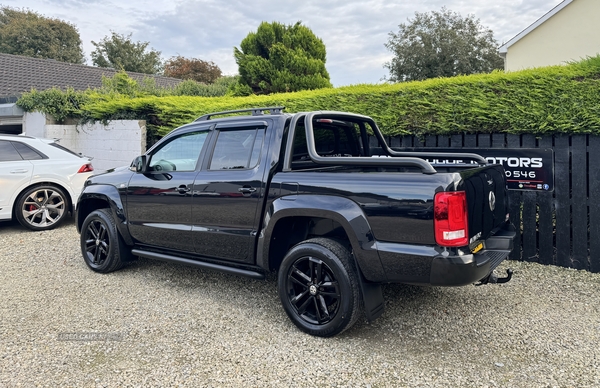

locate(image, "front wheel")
[[277, 238, 363, 337], [80, 209, 133, 273]]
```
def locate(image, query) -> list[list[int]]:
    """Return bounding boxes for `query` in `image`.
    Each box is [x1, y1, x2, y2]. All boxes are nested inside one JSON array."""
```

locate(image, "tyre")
[[80, 209, 133, 273], [15, 185, 69, 231], [277, 238, 363, 337]]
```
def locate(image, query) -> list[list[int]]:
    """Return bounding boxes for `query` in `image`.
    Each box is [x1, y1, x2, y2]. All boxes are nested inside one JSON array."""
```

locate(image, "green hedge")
[[18, 56, 600, 137]]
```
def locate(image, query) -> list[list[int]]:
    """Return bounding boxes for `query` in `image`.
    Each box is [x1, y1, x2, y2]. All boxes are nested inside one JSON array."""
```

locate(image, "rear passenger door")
[[191, 121, 269, 263]]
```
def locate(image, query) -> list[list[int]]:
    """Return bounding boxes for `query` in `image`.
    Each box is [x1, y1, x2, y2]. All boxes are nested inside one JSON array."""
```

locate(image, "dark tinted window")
[[292, 120, 362, 161], [12, 142, 45, 160], [0, 141, 23, 162], [49, 142, 82, 157], [209, 128, 264, 170]]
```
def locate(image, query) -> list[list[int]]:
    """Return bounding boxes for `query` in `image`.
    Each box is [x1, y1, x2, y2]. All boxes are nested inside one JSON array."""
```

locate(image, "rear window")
[[292, 120, 364, 161], [49, 142, 83, 157], [12, 142, 46, 160]]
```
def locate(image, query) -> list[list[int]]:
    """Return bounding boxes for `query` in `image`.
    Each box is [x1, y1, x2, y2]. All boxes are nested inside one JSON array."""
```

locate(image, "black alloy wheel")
[[80, 209, 133, 273], [278, 238, 363, 337], [285, 255, 341, 326]]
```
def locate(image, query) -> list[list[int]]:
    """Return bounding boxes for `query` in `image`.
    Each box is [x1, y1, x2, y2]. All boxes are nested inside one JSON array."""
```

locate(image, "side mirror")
[[131, 155, 148, 173]]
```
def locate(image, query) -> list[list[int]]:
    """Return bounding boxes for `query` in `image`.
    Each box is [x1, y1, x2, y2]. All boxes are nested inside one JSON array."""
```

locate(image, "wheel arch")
[[12, 181, 73, 218], [76, 185, 133, 246], [257, 195, 386, 282]]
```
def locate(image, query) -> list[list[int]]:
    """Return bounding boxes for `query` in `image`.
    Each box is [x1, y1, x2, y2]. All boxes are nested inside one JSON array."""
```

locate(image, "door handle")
[[10, 169, 29, 174], [238, 187, 257, 194], [176, 185, 191, 194]]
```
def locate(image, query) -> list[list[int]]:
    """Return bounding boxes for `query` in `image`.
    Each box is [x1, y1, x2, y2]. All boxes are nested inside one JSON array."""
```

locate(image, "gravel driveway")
[[1, 219, 599, 387]]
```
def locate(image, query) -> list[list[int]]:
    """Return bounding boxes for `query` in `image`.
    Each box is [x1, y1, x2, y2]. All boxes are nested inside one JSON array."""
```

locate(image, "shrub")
[[17, 56, 600, 138]]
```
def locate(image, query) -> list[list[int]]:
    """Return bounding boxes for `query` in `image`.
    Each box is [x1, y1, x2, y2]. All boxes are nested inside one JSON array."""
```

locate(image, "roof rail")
[[194, 106, 285, 122]]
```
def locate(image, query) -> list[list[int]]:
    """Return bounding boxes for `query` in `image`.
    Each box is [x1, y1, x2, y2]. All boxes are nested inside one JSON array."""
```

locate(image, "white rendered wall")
[[23, 116, 147, 171], [22, 112, 46, 137]]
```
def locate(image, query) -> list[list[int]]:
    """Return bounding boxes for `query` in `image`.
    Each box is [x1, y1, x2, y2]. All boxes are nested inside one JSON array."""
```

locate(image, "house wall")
[[22, 114, 146, 171], [505, 0, 600, 71]]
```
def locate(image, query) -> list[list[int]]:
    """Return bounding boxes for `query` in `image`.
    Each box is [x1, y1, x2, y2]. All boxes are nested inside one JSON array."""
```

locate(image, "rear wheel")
[[277, 238, 363, 337], [80, 209, 133, 273], [15, 185, 69, 231]]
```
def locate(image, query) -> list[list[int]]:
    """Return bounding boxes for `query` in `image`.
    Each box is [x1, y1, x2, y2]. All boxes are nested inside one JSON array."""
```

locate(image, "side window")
[[148, 131, 208, 172], [0, 141, 23, 162], [209, 128, 264, 170], [12, 142, 45, 160]]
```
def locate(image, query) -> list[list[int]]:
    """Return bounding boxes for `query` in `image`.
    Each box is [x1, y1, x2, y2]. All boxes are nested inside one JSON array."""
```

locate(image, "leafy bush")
[[171, 76, 239, 97], [17, 87, 89, 122], [17, 56, 600, 137]]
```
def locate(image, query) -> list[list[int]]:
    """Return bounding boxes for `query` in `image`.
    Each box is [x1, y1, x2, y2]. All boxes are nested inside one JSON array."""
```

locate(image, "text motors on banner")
[[391, 148, 554, 191]]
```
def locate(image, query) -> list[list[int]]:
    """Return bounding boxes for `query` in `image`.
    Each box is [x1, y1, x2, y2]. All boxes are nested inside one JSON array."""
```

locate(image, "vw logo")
[[489, 192, 496, 212]]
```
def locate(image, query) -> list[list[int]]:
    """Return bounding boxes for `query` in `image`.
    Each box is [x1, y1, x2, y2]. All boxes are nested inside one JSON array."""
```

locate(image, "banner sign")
[[392, 148, 554, 191]]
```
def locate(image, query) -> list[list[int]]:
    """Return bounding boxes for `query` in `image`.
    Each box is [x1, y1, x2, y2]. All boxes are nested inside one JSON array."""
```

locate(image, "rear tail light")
[[78, 163, 94, 173], [434, 191, 469, 247]]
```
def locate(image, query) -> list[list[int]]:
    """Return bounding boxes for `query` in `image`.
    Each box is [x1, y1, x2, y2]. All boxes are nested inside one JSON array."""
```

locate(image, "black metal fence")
[[385, 133, 599, 273]]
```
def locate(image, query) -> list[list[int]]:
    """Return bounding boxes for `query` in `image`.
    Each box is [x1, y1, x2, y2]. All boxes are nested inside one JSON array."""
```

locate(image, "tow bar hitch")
[[476, 268, 513, 286]]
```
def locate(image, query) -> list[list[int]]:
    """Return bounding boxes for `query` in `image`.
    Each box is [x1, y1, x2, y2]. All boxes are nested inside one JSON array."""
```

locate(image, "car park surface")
[[1, 221, 599, 387]]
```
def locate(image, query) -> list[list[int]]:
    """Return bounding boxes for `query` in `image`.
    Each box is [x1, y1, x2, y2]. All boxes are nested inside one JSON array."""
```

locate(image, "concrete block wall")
[[23, 114, 146, 171]]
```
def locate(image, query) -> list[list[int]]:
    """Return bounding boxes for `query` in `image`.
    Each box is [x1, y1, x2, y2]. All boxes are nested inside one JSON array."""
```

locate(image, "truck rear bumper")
[[430, 225, 516, 286], [374, 223, 515, 286]]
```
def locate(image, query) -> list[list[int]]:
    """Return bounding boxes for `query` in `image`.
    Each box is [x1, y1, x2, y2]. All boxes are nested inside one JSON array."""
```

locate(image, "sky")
[[4, 0, 564, 86]]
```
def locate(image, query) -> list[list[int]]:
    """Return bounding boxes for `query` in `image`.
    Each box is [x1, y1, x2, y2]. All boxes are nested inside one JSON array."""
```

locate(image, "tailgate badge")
[[489, 192, 496, 211]]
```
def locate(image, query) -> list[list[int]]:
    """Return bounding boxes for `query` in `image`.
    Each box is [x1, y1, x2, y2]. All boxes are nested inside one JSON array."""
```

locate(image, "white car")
[[0, 135, 94, 231]]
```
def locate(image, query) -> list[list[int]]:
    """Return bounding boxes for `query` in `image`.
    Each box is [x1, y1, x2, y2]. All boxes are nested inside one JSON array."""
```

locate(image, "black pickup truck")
[[76, 107, 515, 337]]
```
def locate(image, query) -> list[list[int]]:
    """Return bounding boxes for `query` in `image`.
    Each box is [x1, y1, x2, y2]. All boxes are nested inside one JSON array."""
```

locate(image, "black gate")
[[385, 134, 600, 273]]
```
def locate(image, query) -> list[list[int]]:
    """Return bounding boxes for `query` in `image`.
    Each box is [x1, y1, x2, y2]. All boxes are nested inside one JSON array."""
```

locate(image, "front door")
[[127, 128, 210, 251]]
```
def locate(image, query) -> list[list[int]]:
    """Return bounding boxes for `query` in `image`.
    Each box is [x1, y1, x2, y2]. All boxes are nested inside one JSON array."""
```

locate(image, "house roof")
[[0, 53, 183, 102], [499, 0, 574, 55]]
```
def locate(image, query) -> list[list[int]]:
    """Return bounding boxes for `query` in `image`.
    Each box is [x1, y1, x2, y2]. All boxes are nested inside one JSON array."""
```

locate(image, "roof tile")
[[0, 53, 183, 99]]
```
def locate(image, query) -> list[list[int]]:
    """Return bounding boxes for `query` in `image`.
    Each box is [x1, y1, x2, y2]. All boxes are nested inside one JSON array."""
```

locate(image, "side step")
[[131, 249, 266, 280]]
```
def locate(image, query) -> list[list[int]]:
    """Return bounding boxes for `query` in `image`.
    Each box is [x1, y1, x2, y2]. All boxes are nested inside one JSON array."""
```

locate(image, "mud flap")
[[356, 265, 385, 322]]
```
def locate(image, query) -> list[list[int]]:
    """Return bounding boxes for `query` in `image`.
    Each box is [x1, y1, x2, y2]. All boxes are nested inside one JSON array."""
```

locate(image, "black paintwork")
[[76, 110, 514, 290]]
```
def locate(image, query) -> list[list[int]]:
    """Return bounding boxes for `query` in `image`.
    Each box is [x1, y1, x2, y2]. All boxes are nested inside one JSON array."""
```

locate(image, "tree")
[[163, 56, 222, 83], [384, 8, 504, 82], [91, 32, 162, 74], [0, 6, 84, 64], [233, 21, 332, 95]]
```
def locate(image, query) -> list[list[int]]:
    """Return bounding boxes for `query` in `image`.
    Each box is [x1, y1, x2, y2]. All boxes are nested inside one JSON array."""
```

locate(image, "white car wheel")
[[16, 185, 68, 231]]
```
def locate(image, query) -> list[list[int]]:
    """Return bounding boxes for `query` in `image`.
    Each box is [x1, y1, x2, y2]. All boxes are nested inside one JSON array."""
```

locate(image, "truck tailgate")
[[459, 164, 509, 246]]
